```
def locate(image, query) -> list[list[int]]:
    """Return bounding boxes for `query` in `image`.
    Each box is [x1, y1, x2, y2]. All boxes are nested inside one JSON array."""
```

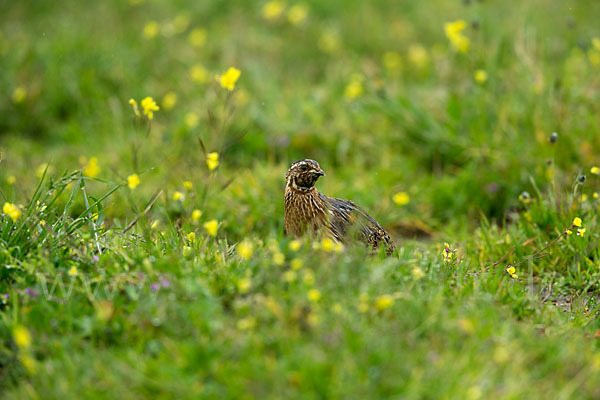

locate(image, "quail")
[[284, 159, 395, 254]]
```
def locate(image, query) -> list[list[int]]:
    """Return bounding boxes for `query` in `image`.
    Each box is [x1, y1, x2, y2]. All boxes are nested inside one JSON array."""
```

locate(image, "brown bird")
[[284, 159, 395, 254]]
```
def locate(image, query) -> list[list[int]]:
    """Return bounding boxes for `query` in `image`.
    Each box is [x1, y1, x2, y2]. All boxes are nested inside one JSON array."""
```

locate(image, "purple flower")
[[150, 283, 160, 292], [138, 272, 145, 280], [2, 293, 9, 299], [160, 279, 170, 288], [93, 255, 100, 262], [25, 288, 38, 296]]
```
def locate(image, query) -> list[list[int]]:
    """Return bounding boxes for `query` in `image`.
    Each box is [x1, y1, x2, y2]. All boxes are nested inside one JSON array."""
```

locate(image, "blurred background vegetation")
[[2, 0, 600, 398]]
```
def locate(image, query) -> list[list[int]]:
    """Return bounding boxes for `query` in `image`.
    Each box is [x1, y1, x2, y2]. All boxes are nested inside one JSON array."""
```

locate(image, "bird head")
[[286, 159, 325, 190]]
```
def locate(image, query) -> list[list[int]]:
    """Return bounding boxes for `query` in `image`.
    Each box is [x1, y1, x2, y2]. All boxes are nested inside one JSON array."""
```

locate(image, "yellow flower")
[[68, 266, 78, 276], [185, 112, 199, 128], [375, 294, 394, 311], [83, 157, 100, 178], [444, 20, 470, 53], [307, 289, 321, 302], [218, 67, 241, 91], [237, 240, 254, 260], [442, 243, 454, 262], [320, 237, 334, 252], [594, 192, 599, 199], [127, 174, 140, 189], [287, 3, 308, 25], [143, 21, 159, 39], [12, 86, 26, 104], [577, 228, 586, 237], [188, 28, 207, 47], [344, 74, 363, 100], [183, 181, 193, 190], [237, 316, 256, 331], [593, 38, 600, 51], [172, 191, 184, 201], [334, 242, 345, 253], [237, 277, 252, 293], [412, 266, 425, 279], [150, 220, 160, 230], [591, 166, 600, 175], [332, 303, 343, 314], [573, 217, 582, 227], [128, 99, 140, 117], [203, 219, 219, 236], [506, 266, 518, 279], [206, 152, 219, 170], [4, 201, 24, 222], [282, 270, 297, 282], [183, 246, 192, 256], [566, 229, 572, 235], [262, 1, 284, 20], [141, 97, 159, 120], [272, 251, 285, 265], [291, 258, 303, 270], [7, 176, 16, 185], [518, 191, 531, 204], [190, 64, 208, 83], [474, 69, 488, 84], [582, 194, 588, 202], [383, 51, 402, 71], [162, 92, 177, 110], [393, 192, 410, 205], [408, 44, 429, 69], [13, 325, 31, 349], [187, 232, 196, 242], [289, 240, 301, 251], [192, 209, 203, 221]]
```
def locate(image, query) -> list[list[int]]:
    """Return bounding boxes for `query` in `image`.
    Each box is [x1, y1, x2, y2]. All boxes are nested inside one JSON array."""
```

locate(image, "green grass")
[[2, 0, 600, 398]]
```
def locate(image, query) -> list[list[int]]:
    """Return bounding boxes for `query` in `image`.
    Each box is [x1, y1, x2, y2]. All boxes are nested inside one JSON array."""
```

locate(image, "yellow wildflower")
[[393, 192, 410, 205], [141, 97, 159, 120], [582, 194, 588, 202], [412, 266, 425, 279], [442, 243, 454, 262], [237, 316, 256, 331], [192, 209, 203, 221], [172, 191, 184, 201], [307, 312, 320, 327], [291, 258, 303, 270], [7, 176, 16, 185], [594, 192, 599, 199], [183, 181, 193, 190], [150, 220, 160, 230], [262, 1, 284, 20], [185, 112, 199, 128], [190, 64, 208, 83], [307, 288, 321, 302], [444, 20, 470, 53], [203, 219, 219, 236], [474, 69, 488, 84], [287, 3, 308, 25], [183, 246, 192, 256], [162, 92, 177, 110], [218, 67, 241, 91], [187, 232, 196, 242], [344, 74, 363, 100], [519, 191, 531, 204], [408, 44, 429, 69], [282, 270, 297, 282], [12, 86, 26, 103], [573, 217, 582, 227], [83, 157, 100, 178], [206, 152, 219, 170], [577, 228, 586, 237], [237, 240, 254, 260], [289, 240, 301, 251], [143, 21, 159, 39], [188, 28, 207, 47], [127, 174, 140, 189], [13, 325, 31, 349], [375, 294, 394, 311], [334, 242, 345, 253], [272, 250, 285, 265], [332, 303, 343, 314], [506, 266, 518, 279], [128, 99, 140, 117], [68, 266, 78, 276], [591, 166, 600, 175], [237, 277, 252, 293], [321, 237, 334, 252], [566, 229, 572, 235], [383, 51, 402, 71]]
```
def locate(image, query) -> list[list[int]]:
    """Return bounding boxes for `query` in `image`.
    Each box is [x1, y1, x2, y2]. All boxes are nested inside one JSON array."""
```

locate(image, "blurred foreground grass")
[[2, 0, 600, 398]]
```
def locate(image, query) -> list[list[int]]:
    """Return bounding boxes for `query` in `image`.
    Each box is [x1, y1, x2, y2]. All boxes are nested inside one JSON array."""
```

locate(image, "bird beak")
[[313, 169, 325, 177]]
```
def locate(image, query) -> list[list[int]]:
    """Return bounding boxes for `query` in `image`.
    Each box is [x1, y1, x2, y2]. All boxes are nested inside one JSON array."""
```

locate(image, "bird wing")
[[320, 194, 394, 251]]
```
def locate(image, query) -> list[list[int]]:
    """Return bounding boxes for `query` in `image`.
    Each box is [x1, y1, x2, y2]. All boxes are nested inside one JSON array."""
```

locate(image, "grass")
[[2, 0, 600, 398]]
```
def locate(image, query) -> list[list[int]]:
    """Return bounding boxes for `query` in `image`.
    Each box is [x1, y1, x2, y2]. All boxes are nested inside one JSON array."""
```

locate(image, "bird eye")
[[300, 165, 308, 172]]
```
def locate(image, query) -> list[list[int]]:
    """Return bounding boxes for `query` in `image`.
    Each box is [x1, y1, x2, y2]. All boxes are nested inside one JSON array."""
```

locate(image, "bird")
[[284, 159, 395, 255]]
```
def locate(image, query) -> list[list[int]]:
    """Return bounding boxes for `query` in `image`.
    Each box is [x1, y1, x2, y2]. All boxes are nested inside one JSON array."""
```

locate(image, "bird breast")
[[284, 184, 328, 237]]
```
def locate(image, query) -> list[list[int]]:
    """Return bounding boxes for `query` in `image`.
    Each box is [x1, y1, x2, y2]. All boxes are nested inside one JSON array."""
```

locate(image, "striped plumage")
[[284, 159, 395, 255]]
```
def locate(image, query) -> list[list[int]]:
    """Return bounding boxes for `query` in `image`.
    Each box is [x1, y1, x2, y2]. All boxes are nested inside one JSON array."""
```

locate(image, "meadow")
[[2, 0, 600, 398]]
